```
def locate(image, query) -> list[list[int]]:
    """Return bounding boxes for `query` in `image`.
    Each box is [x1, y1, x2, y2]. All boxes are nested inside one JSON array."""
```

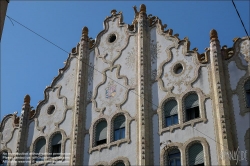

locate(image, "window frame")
[[94, 119, 108, 147], [184, 93, 200, 122], [33, 137, 46, 163], [113, 114, 126, 142], [163, 99, 179, 128]]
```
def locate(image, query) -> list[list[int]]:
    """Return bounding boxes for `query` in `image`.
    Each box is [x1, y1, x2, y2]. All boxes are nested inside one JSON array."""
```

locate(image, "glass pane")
[[52, 134, 62, 145], [169, 160, 175, 166], [173, 115, 178, 124], [176, 159, 181, 166], [0, 152, 8, 166], [166, 117, 172, 127], [114, 129, 120, 141], [189, 143, 204, 165], [247, 92, 250, 107], [120, 127, 125, 139], [114, 115, 125, 129], [115, 162, 125, 166], [185, 94, 199, 109], [96, 121, 107, 141]]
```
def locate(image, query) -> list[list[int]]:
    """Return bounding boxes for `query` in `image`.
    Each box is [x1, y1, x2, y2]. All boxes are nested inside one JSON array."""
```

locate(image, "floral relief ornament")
[[150, 40, 162, 64], [125, 47, 136, 71], [98, 80, 123, 112], [240, 40, 250, 62]]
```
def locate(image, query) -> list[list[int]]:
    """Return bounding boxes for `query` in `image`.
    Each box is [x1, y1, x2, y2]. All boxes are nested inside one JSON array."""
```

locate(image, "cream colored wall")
[[86, 14, 138, 165], [150, 23, 217, 165], [226, 38, 249, 165], [25, 55, 78, 165]]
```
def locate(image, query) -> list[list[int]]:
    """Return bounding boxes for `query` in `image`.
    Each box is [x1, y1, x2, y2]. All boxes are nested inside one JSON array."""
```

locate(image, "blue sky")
[[1, 1, 249, 120]]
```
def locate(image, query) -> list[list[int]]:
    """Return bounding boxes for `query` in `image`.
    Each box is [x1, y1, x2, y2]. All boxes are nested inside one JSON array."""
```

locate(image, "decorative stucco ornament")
[[210, 29, 218, 41], [111, 9, 117, 15], [105, 81, 117, 99], [24, 94, 30, 105], [139, 4, 146, 13]]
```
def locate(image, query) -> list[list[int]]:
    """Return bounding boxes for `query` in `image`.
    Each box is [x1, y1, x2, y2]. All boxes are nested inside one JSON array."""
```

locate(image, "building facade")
[[0, 4, 249, 166]]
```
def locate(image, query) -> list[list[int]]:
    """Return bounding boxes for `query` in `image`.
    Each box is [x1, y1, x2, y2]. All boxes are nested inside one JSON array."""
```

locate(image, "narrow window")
[[34, 138, 46, 162], [185, 93, 199, 121], [96, 120, 107, 146], [164, 100, 178, 127], [188, 143, 204, 166], [0, 151, 8, 166], [244, 80, 250, 107], [167, 149, 181, 166], [114, 115, 125, 141], [51, 133, 62, 157]]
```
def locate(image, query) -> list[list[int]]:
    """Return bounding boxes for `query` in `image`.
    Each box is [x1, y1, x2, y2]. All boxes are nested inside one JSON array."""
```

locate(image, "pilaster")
[[15, 95, 31, 165], [136, 4, 153, 165], [70, 27, 89, 165], [209, 29, 235, 165]]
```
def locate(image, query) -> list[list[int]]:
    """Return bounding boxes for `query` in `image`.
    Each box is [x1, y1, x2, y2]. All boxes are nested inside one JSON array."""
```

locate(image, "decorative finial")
[[82, 26, 89, 37], [111, 9, 117, 15], [24, 95, 30, 104], [139, 4, 146, 13], [210, 29, 218, 41]]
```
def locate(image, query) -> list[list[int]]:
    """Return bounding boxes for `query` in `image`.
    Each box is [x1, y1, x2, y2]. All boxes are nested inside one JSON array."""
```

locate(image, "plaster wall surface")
[[6, 129, 18, 153], [1, 117, 15, 144], [31, 57, 77, 142], [228, 61, 246, 90], [155, 99, 218, 165], [232, 94, 250, 166]]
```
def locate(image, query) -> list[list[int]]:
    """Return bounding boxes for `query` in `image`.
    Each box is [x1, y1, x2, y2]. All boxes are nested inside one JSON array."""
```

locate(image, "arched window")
[[164, 100, 178, 127], [188, 143, 204, 166], [244, 80, 250, 107], [166, 148, 181, 166], [114, 115, 125, 141], [113, 161, 125, 166], [0, 151, 8, 166], [51, 133, 62, 157], [185, 93, 199, 121], [34, 138, 46, 162], [96, 120, 107, 146]]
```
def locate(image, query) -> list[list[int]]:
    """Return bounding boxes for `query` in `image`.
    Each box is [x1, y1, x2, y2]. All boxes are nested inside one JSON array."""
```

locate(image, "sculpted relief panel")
[[92, 67, 131, 116], [150, 26, 200, 95], [90, 14, 136, 119], [36, 86, 71, 135]]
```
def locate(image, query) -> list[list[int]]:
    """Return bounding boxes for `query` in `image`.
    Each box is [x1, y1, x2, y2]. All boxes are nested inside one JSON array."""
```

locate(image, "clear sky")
[[1, 1, 249, 120]]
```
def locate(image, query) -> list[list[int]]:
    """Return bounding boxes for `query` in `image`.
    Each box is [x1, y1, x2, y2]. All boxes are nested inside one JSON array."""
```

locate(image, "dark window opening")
[[52, 144, 61, 157], [186, 106, 200, 121], [96, 139, 107, 146], [0, 151, 8, 165], [246, 90, 250, 107], [114, 161, 125, 166], [109, 34, 116, 43]]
